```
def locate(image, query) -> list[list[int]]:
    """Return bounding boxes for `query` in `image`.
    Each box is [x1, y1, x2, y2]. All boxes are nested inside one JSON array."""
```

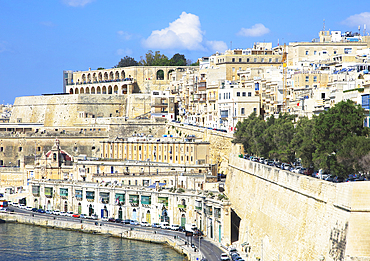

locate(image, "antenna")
[[358, 25, 361, 35], [323, 19, 325, 31], [364, 24, 367, 37]]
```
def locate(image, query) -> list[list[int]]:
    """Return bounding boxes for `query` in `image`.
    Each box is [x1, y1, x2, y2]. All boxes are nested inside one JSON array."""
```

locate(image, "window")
[[237, 92, 240, 97], [248, 92, 252, 97], [241, 108, 245, 115], [219, 93, 221, 99], [247, 58, 250, 62], [242, 92, 246, 97], [261, 58, 264, 62], [305, 51, 309, 55], [239, 58, 242, 62], [232, 67, 235, 73], [232, 58, 235, 62], [254, 58, 257, 62], [322, 51, 327, 54], [305, 76, 309, 82], [344, 48, 352, 54], [314, 51, 317, 55], [334, 50, 337, 55], [19, 147, 22, 152], [313, 76, 317, 82], [305, 85, 309, 88], [0, 147, 3, 152], [269, 58, 272, 62], [321, 93, 326, 99], [253, 108, 257, 112], [275, 58, 279, 62]]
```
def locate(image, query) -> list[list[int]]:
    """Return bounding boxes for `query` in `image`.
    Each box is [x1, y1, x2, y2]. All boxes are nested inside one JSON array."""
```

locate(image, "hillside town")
[[2, 29, 370, 261]]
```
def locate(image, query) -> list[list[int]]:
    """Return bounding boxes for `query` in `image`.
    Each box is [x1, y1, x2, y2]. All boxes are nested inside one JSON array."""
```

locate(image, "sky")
[[0, 0, 369, 104]]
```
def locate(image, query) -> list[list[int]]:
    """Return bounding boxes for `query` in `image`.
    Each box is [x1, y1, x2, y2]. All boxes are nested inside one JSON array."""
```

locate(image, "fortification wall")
[[10, 94, 153, 127], [226, 155, 370, 261]]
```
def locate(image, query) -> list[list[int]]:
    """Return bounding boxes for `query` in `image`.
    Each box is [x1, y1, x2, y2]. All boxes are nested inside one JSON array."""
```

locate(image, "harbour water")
[[0, 223, 186, 261]]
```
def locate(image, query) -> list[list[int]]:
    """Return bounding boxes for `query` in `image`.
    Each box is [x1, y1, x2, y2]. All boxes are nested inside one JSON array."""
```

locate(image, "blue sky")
[[0, 0, 369, 104]]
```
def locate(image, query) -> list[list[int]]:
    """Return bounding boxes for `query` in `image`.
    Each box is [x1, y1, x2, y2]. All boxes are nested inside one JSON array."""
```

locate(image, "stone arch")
[[109, 71, 114, 80], [80, 87, 84, 94], [87, 73, 91, 82], [168, 69, 175, 79], [121, 70, 125, 79], [85, 87, 90, 94], [98, 72, 102, 82], [69, 88, 74, 94], [93, 73, 97, 82], [97, 86, 101, 94], [91, 87, 96, 94], [115, 71, 119, 80], [157, 69, 164, 80], [114, 85, 118, 94], [82, 74, 86, 83], [102, 86, 107, 94], [75, 88, 79, 94], [104, 72, 108, 81], [121, 85, 127, 94], [108, 86, 112, 94]]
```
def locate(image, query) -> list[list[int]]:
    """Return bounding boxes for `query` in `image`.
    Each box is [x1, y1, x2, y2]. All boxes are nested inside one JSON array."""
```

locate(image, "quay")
[[0, 211, 205, 261]]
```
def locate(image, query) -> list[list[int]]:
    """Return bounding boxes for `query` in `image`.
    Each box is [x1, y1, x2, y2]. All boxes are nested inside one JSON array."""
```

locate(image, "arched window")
[[75, 88, 79, 94], [98, 72, 102, 82], [114, 85, 118, 94], [104, 72, 108, 81], [69, 88, 74, 94], [87, 73, 91, 82], [85, 88, 90, 94], [121, 70, 125, 79], [115, 71, 119, 80], [97, 86, 101, 94], [102, 86, 107, 94], [93, 73, 97, 82], [157, 70, 164, 80], [82, 74, 86, 83], [80, 87, 84, 94], [91, 87, 95, 94], [109, 71, 114, 80], [168, 69, 175, 79], [108, 86, 112, 94]]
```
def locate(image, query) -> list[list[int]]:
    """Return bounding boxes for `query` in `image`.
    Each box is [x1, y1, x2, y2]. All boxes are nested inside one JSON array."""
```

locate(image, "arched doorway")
[[64, 201, 68, 212], [161, 206, 169, 223], [146, 210, 151, 223], [34, 199, 38, 208], [132, 208, 137, 221], [47, 200, 51, 210], [118, 207, 123, 219], [89, 204, 94, 216], [181, 213, 186, 227], [69, 88, 74, 94], [101, 205, 108, 218], [78, 202, 82, 214]]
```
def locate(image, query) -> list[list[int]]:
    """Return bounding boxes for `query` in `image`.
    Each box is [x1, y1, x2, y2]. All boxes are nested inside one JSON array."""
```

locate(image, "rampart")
[[226, 155, 370, 261]]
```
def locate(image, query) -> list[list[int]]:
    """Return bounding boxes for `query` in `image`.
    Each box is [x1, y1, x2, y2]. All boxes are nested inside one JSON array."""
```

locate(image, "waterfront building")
[[28, 179, 231, 245]]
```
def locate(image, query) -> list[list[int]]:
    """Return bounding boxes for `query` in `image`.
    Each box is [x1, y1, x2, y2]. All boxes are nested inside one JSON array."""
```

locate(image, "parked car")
[[26, 206, 33, 211], [60, 211, 67, 216], [66, 211, 74, 217], [243, 154, 250, 159], [170, 224, 180, 231], [19, 204, 27, 209], [45, 210, 52, 214], [72, 213, 80, 218], [140, 221, 151, 227], [304, 168, 314, 176], [123, 219, 131, 224], [37, 209, 46, 213], [80, 214, 87, 219], [101, 217, 109, 222], [281, 163, 291, 170], [152, 223, 161, 228], [115, 218, 122, 223], [130, 220, 139, 225], [108, 217, 116, 222], [52, 210, 60, 215], [32, 208, 38, 212], [160, 222, 170, 229], [220, 253, 230, 261], [90, 214, 98, 220]]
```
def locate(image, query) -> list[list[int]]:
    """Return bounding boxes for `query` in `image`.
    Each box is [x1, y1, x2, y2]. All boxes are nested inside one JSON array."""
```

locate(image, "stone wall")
[[226, 154, 370, 261]]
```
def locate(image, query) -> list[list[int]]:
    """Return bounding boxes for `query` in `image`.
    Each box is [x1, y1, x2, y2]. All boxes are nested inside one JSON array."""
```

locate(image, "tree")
[[291, 116, 316, 168], [170, 53, 186, 66], [312, 100, 369, 177], [115, 56, 139, 68]]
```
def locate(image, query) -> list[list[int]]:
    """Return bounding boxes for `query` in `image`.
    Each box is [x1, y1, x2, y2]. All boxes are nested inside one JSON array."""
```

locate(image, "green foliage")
[[233, 100, 370, 178], [97, 67, 105, 70], [115, 56, 139, 68], [176, 188, 185, 193]]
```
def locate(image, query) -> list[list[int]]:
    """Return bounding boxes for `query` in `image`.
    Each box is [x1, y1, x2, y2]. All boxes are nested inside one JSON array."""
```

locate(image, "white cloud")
[[116, 48, 133, 56], [342, 12, 370, 27], [206, 41, 228, 53], [117, 31, 133, 41], [142, 12, 205, 51], [237, 23, 270, 37], [62, 0, 95, 7]]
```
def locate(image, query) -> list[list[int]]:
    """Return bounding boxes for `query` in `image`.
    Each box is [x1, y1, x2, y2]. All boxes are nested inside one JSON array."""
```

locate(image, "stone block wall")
[[226, 155, 370, 261]]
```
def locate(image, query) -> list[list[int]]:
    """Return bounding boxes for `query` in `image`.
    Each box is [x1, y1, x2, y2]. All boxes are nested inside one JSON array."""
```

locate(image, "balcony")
[[67, 78, 134, 86]]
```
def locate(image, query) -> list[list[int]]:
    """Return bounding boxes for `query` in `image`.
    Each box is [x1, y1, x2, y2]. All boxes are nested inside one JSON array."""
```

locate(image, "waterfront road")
[[6, 207, 225, 261]]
